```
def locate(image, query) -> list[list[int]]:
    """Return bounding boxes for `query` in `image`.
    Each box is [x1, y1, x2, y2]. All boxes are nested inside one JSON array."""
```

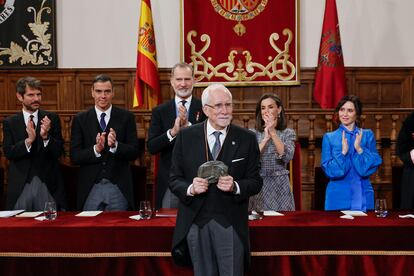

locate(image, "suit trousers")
[[187, 219, 244, 276], [161, 187, 180, 208], [14, 176, 54, 211], [83, 178, 128, 211]]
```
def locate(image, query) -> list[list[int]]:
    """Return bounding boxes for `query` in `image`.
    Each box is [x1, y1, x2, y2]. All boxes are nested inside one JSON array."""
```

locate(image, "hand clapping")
[[25, 118, 36, 146], [263, 113, 277, 141], [40, 115, 51, 140], [354, 129, 363, 153], [107, 128, 117, 148], [341, 130, 348, 155], [95, 132, 106, 153]]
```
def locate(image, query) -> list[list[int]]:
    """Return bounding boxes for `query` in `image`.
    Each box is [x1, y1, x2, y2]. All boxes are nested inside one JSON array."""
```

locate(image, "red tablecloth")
[[1, 211, 413, 275]]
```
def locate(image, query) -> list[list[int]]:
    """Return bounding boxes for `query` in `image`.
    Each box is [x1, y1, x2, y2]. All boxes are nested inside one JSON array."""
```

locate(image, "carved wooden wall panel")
[[0, 67, 413, 210]]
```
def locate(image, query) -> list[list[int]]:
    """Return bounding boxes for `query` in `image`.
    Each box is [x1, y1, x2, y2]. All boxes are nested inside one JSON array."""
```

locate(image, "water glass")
[[375, 198, 388, 218], [139, 201, 152, 220], [44, 201, 57, 221]]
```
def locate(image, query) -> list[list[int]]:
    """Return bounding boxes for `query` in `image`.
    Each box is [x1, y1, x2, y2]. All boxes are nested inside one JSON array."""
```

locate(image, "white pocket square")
[[232, 158, 245, 163]]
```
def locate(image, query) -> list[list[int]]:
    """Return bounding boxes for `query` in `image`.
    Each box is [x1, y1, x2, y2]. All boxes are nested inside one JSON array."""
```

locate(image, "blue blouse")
[[321, 125, 382, 211]]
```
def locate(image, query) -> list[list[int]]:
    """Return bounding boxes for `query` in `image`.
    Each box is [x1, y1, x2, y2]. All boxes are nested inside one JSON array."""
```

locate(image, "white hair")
[[201, 83, 232, 106]]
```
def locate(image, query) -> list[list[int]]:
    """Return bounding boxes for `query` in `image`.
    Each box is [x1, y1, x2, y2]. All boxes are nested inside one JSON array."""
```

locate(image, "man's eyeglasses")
[[205, 103, 233, 111]]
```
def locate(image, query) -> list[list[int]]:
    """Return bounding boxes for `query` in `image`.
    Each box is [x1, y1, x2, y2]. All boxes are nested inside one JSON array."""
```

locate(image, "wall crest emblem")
[[210, 0, 268, 36]]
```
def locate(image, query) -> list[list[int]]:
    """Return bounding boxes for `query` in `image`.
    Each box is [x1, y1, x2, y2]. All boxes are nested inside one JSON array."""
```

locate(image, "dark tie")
[[29, 115, 36, 128], [212, 131, 222, 160], [180, 100, 187, 111], [100, 113, 107, 131]]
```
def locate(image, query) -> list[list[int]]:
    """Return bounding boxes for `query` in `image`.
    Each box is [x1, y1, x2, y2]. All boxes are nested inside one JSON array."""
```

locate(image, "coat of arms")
[[210, 0, 268, 36]]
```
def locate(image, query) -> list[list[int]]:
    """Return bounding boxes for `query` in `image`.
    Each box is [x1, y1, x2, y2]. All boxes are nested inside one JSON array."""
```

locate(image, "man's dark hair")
[[16, 77, 42, 96], [92, 74, 114, 89]]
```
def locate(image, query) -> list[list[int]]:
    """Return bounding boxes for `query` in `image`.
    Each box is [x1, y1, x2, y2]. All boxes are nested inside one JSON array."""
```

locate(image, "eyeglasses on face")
[[205, 102, 233, 111]]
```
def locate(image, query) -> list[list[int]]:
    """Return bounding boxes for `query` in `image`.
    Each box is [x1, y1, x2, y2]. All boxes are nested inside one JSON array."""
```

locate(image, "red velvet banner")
[[181, 0, 299, 86]]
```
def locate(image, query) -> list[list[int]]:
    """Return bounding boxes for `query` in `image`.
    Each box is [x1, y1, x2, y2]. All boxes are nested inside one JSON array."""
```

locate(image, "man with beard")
[[3, 77, 67, 211], [148, 63, 206, 209], [170, 83, 262, 275]]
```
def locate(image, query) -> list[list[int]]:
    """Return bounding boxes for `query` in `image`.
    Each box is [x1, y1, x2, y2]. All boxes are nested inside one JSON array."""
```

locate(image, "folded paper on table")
[[340, 214, 355, 220], [264, 210, 284, 216], [129, 214, 142, 221], [35, 216, 47, 221], [341, 210, 367, 217], [399, 214, 414, 219], [16, 211, 43, 218], [155, 208, 177, 217], [75, 211, 103, 217], [0, 210, 25, 218]]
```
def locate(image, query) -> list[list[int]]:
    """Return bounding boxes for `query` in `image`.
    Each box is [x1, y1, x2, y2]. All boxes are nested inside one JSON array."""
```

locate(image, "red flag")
[[134, 0, 160, 108], [314, 0, 346, 109]]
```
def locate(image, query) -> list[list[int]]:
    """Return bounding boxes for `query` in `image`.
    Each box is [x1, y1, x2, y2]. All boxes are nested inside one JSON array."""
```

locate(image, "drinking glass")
[[44, 201, 57, 221], [375, 198, 388, 218], [139, 201, 152, 220]]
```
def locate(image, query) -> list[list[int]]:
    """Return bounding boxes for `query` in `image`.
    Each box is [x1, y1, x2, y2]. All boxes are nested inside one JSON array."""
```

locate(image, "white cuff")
[[109, 141, 118, 153], [93, 145, 101, 157], [187, 184, 194, 196], [233, 181, 240, 195], [167, 129, 176, 142]]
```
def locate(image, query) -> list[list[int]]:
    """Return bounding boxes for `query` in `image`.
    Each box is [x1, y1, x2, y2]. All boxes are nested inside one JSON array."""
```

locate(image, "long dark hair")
[[335, 95, 363, 127], [255, 93, 287, 132]]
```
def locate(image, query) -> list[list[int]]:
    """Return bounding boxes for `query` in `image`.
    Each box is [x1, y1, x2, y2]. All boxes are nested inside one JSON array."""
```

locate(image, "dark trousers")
[[187, 219, 244, 276]]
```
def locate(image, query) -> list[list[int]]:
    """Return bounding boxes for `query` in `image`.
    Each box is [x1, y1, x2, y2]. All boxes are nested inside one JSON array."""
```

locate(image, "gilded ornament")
[[210, 0, 268, 36], [186, 29, 296, 84], [0, 0, 53, 66]]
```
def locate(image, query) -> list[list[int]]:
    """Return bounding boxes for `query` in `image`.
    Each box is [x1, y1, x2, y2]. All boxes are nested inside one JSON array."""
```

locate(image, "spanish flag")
[[133, 0, 160, 108]]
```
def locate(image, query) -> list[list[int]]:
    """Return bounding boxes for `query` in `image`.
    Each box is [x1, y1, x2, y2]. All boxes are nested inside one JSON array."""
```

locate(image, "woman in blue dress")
[[321, 95, 382, 211]]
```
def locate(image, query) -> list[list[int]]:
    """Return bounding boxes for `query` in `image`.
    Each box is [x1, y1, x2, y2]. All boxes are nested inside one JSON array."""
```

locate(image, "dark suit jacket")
[[169, 122, 262, 269], [2, 110, 67, 210], [70, 106, 139, 210], [147, 98, 206, 209]]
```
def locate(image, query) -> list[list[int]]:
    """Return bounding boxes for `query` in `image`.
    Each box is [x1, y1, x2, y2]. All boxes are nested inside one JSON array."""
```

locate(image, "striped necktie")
[[212, 131, 222, 160]]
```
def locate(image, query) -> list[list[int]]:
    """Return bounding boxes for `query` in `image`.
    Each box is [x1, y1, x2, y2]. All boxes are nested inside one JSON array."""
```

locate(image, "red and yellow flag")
[[313, 0, 346, 109], [134, 0, 160, 108]]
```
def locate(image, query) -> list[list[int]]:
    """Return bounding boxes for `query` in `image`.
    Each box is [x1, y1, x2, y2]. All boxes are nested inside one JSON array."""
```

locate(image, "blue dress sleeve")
[[321, 131, 351, 179], [352, 129, 382, 177]]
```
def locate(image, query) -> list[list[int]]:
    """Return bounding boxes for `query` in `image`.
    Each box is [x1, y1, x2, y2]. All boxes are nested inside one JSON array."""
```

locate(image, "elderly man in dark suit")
[[70, 74, 139, 211], [170, 83, 263, 276], [3, 76, 67, 211], [148, 62, 206, 209]]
